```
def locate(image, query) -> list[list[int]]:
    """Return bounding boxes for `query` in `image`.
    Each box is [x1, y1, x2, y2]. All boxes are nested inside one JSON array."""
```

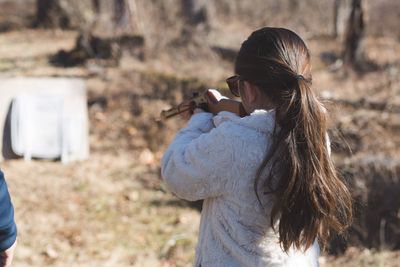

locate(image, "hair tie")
[[296, 74, 305, 81]]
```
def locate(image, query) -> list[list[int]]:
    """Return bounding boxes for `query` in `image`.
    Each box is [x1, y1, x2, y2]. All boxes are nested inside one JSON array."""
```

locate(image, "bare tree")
[[342, 0, 365, 71], [92, 0, 100, 14], [113, 0, 128, 26], [48, 0, 145, 67], [179, 0, 215, 45], [35, 0, 52, 26], [333, 0, 341, 38], [34, 0, 69, 28], [181, 0, 209, 25]]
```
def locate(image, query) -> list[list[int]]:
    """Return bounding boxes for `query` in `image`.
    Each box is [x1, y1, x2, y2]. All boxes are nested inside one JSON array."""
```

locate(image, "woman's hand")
[[179, 89, 246, 120], [204, 90, 220, 115], [205, 90, 246, 117], [0, 240, 16, 267], [178, 100, 195, 120], [178, 100, 205, 120]]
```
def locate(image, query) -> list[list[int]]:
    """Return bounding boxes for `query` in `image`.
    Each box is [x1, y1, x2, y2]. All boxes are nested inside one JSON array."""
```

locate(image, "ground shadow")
[[2, 101, 20, 160]]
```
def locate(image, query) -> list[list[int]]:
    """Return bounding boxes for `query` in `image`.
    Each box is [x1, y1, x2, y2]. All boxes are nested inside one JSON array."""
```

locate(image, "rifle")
[[159, 92, 208, 121], [158, 90, 247, 121]]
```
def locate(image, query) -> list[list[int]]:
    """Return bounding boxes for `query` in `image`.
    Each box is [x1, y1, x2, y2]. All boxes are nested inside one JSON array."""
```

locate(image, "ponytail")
[[255, 74, 353, 252]]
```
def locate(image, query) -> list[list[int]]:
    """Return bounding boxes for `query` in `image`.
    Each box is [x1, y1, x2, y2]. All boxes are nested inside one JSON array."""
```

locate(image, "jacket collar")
[[213, 109, 276, 134]]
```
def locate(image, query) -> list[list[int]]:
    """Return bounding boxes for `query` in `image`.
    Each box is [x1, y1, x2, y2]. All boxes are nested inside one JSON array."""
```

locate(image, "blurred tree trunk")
[[92, 0, 100, 13], [34, 0, 69, 28], [181, 0, 208, 25], [342, 0, 365, 71], [79, 0, 132, 59], [113, 0, 128, 26], [180, 0, 214, 44], [35, 0, 54, 26], [49, 0, 145, 67], [333, 0, 341, 38]]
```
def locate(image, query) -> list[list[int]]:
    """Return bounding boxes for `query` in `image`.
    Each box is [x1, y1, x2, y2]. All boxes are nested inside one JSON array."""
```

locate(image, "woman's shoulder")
[[213, 109, 276, 135], [209, 110, 276, 160]]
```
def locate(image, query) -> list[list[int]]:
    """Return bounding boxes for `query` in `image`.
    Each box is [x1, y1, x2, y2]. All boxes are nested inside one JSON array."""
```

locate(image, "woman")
[[161, 27, 352, 267]]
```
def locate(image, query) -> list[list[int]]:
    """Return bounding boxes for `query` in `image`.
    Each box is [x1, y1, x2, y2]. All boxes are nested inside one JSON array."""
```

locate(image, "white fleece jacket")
[[161, 110, 320, 267]]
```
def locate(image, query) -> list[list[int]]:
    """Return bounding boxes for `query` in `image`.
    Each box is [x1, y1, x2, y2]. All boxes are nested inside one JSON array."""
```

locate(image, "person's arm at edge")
[[0, 171, 17, 267]]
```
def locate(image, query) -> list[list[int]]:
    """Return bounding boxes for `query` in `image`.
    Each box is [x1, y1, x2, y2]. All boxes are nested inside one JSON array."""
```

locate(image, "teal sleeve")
[[0, 171, 17, 251]]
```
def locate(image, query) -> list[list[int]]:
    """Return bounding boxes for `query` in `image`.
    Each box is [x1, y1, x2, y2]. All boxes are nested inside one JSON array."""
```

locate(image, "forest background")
[[0, 0, 399, 266]]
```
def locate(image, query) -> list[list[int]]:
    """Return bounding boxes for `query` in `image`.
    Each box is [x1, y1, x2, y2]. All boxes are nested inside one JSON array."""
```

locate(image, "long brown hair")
[[235, 27, 353, 252]]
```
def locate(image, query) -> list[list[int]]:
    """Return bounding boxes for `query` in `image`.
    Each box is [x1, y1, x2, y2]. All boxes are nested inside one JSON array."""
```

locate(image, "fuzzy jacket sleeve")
[[0, 171, 17, 251], [161, 112, 233, 201]]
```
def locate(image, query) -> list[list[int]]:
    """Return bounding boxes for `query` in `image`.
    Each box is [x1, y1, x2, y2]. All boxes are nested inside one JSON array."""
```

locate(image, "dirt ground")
[[1, 28, 399, 267]]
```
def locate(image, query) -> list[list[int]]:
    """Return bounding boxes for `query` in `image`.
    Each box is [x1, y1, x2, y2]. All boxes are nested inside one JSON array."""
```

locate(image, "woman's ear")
[[241, 81, 259, 104]]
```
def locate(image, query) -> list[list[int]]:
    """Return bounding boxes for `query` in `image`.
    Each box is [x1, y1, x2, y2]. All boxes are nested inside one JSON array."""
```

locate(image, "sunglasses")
[[226, 75, 242, 97]]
